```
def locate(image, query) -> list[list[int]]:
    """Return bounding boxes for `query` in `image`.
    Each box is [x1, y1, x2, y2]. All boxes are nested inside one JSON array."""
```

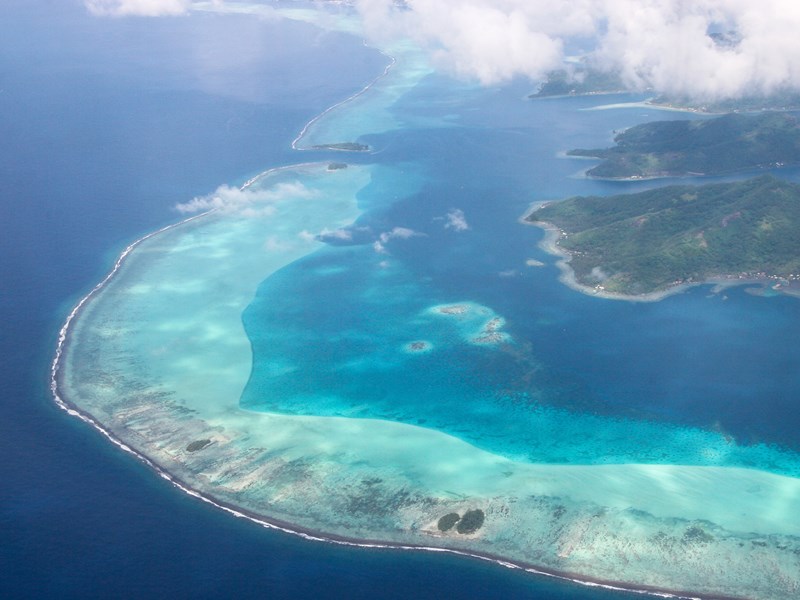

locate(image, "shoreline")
[[518, 205, 684, 302], [564, 162, 799, 182], [519, 204, 791, 303], [582, 98, 719, 114]]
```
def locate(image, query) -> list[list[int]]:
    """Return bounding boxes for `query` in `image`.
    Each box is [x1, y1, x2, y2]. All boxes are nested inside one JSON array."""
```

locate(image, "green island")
[[526, 175, 800, 298], [531, 67, 800, 113], [529, 69, 626, 98], [185, 439, 212, 453], [435, 509, 485, 534], [568, 112, 800, 179]]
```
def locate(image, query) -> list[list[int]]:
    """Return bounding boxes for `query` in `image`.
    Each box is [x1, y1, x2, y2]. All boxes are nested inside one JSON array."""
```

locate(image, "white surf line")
[[50, 161, 318, 427], [291, 44, 396, 151]]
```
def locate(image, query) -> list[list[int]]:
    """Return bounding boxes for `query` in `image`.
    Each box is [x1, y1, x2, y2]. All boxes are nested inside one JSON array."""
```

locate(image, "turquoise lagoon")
[[57, 4, 800, 599]]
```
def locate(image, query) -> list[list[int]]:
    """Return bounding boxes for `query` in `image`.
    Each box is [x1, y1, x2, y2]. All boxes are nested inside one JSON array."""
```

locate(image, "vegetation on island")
[[530, 69, 626, 98], [436, 509, 485, 534], [437, 512, 460, 532], [455, 509, 485, 534], [568, 113, 800, 179], [327, 162, 348, 170], [186, 439, 212, 452], [527, 175, 800, 295]]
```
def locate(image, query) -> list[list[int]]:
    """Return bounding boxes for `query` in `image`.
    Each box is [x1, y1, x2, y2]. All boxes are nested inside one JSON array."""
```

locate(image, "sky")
[[86, 0, 800, 101]]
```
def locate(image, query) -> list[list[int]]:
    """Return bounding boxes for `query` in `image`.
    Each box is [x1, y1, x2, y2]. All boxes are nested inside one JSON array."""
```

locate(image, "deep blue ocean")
[[0, 2, 641, 598]]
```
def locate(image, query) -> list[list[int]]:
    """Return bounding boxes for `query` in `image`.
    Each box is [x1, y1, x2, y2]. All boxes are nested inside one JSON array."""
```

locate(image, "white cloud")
[[370, 226, 423, 254], [358, 0, 800, 100], [298, 230, 317, 243], [443, 208, 469, 232], [85, 0, 800, 100], [317, 227, 354, 242], [378, 226, 421, 243], [589, 0, 798, 100], [175, 181, 316, 215], [85, 0, 191, 17]]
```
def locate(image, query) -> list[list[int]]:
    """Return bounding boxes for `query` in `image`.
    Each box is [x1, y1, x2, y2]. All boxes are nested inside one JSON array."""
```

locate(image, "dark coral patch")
[[437, 512, 460, 531], [456, 509, 485, 534]]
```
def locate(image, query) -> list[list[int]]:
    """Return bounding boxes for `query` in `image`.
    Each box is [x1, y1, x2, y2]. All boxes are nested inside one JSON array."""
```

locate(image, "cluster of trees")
[[568, 113, 800, 178], [529, 176, 800, 293]]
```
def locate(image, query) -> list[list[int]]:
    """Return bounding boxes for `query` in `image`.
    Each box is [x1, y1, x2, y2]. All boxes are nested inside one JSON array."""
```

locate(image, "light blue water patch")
[[240, 239, 800, 476], [241, 245, 522, 423]]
